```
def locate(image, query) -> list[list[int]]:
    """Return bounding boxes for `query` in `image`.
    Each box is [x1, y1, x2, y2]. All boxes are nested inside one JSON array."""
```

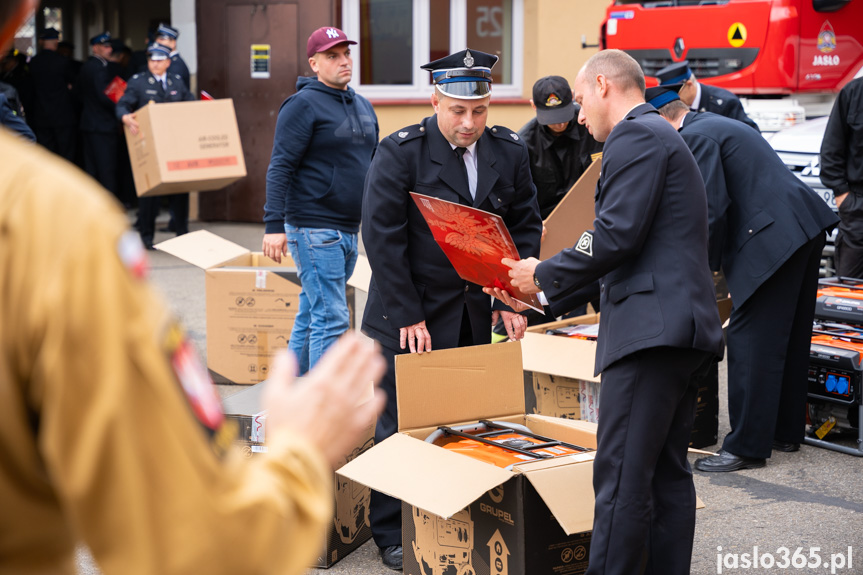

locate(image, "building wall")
[[369, 0, 609, 138]]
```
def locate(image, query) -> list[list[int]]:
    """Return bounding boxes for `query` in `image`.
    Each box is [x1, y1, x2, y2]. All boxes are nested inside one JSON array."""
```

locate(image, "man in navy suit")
[[655, 60, 759, 131], [491, 50, 724, 575], [361, 48, 541, 571], [649, 85, 838, 470]]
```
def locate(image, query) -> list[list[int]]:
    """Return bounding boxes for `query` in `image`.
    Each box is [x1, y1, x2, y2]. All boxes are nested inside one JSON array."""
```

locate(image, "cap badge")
[[510, 133, 519, 141], [464, 49, 474, 68], [398, 131, 409, 138], [545, 93, 562, 107]]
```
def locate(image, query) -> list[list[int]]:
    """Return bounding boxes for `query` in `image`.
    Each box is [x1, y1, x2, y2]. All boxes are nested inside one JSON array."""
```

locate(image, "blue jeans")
[[285, 224, 357, 374]]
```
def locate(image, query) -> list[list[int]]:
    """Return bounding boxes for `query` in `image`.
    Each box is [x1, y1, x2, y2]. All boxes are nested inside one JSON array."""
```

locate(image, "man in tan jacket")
[[0, 3, 385, 574]]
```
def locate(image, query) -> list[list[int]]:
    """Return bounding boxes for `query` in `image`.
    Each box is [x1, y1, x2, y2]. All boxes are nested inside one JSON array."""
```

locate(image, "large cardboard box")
[[522, 303, 731, 448], [339, 342, 602, 575], [124, 99, 247, 197], [221, 383, 375, 568], [156, 230, 370, 384]]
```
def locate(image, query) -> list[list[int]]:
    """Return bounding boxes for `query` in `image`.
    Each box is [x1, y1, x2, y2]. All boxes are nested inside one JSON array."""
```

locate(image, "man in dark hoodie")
[[263, 26, 378, 375]]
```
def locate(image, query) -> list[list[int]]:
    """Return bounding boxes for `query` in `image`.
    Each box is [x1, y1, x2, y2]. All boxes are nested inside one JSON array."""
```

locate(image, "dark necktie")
[[454, 147, 469, 190]]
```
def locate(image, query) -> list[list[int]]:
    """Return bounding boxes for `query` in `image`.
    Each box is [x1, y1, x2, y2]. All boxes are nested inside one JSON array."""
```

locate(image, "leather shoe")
[[380, 545, 403, 571], [694, 449, 765, 472], [772, 440, 800, 452]]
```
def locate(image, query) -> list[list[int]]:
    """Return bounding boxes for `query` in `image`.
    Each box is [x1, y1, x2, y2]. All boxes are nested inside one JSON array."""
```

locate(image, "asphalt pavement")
[[76, 216, 863, 575]]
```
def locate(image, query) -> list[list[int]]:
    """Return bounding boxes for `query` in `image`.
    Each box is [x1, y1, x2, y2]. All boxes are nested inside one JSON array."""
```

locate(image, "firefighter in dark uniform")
[[491, 50, 724, 575], [361, 48, 542, 571], [116, 43, 194, 249], [648, 85, 838, 471], [821, 76, 863, 278], [77, 32, 120, 199], [155, 23, 190, 97], [28, 27, 78, 161], [655, 60, 759, 131]]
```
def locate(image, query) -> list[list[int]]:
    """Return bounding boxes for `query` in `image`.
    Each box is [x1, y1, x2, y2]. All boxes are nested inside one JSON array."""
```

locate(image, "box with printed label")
[[156, 230, 371, 384], [221, 383, 375, 568], [123, 99, 247, 197]]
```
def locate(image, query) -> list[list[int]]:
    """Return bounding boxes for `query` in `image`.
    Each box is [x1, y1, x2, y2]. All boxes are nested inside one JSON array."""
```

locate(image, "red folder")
[[104, 76, 127, 103], [410, 192, 544, 314]]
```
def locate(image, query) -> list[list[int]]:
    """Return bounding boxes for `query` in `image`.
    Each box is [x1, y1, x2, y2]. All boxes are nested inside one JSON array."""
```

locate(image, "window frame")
[[342, 0, 524, 100]]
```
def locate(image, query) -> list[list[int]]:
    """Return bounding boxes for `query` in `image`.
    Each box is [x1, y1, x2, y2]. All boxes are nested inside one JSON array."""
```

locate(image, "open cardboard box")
[[124, 99, 247, 197], [339, 341, 704, 575], [221, 383, 374, 568], [156, 230, 371, 384]]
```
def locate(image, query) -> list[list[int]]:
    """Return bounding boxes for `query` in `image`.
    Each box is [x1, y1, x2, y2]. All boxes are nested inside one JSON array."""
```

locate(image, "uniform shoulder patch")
[[391, 123, 425, 144], [131, 73, 140, 80], [489, 125, 522, 143]]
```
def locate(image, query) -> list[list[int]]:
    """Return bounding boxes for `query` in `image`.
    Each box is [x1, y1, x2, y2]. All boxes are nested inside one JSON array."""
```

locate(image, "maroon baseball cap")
[[307, 26, 356, 58]]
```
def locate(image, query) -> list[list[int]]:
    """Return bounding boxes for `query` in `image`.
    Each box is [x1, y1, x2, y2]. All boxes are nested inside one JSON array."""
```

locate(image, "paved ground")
[[77, 217, 863, 575]]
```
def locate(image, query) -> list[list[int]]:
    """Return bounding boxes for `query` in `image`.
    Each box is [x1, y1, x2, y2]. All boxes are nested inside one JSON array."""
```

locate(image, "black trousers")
[[34, 125, 76, 163], [586, 346, 713, 575], [138, 193, 190, 246], [835, 191, 863, 279], [369, 307, 474, 549], [81, 131, 118, 199], [722, 234, 825, 458]]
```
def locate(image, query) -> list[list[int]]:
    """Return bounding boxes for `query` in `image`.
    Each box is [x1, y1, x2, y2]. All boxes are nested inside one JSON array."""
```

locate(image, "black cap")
[[40, 28, 60, 41], [532, 75, 575, 125], [655, 60, 692, 85], [645, 83, 684, 108], [422, 49, 498, 100]]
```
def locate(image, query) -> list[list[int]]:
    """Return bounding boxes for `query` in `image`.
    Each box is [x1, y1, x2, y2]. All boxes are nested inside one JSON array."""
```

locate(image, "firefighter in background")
[[0, 5, 386, 575], [655, 60, 759, 131]]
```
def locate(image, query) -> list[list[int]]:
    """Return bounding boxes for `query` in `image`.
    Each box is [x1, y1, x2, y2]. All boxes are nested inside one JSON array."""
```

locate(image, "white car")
[[766, 116, 837, 276]]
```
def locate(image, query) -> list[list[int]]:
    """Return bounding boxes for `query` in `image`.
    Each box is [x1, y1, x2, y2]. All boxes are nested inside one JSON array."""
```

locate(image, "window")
[[342, 0, 523, 99]]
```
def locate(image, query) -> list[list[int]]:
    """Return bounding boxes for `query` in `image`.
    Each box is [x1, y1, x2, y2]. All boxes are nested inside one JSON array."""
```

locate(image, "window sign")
[[251, 44, 271, 79]]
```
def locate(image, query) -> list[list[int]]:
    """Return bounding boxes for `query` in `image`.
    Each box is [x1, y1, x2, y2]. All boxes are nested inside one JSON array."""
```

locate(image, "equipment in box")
[[806, 324, 863, 456], [426, 420, 592, 470], [814, 277, 863, 325]]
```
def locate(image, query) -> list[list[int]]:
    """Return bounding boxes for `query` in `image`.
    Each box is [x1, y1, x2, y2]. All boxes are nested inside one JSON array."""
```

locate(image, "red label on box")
[[166, 156, 239, 171]]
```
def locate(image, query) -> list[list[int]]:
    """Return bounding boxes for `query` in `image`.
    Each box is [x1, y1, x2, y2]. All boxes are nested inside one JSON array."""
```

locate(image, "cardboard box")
[[221, 383, 375, 568], [540, 158, 601, 261], [156, 230, 370, 384], [124, 99, 247, 197], [522, 303, 730, 448], [339, 342, 602, 575]]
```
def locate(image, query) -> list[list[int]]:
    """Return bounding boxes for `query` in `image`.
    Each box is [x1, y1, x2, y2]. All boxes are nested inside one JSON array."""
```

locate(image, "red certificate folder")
[[409, 192, 544, 314], [104, 76, 127, 103]]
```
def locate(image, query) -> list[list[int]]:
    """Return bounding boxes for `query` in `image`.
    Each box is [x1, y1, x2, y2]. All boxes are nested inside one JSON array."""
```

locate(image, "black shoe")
[[772, 440, 800, 453], [380, 545, 403, 571], [694, 449, 766, 472], [158, 226, 171, 233]]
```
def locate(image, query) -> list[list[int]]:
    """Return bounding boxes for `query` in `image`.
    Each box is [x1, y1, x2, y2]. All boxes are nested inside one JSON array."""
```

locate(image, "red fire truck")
[[600, 0, 863, 109]]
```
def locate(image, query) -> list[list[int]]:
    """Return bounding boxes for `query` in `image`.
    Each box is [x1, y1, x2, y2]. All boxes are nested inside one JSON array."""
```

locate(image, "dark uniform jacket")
[[679, 111, 838, 306], [361, 115, 542, 351], [116, 70, 194, 118], [168, 53, 191, 93], [0, 93, 35, 141], [536, 104, 724, 375], [517, 113, 603, 219], [821, 76, 863, 198], [77, 55, 117, 133], [697, 83, 759, 131], [28, 49, 77, 128]]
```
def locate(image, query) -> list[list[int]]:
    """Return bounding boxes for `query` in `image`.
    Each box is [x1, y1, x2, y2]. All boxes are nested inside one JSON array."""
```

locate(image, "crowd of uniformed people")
[[2, 0, 862, 572]]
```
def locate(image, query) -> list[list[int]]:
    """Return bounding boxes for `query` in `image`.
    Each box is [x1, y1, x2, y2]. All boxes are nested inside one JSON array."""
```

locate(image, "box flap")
[[155, 230, 250, 269], [540, 158, 601, 260], [396, 341, 526, 432], [347, 254, 372, 292], [337, 433, 512, 519], [521, 330, 600, 382], [523, 460, 596, 535]]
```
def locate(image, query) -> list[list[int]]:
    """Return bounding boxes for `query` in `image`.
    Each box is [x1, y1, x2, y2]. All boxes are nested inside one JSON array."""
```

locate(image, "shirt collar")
[[691, 82, 702, 111]]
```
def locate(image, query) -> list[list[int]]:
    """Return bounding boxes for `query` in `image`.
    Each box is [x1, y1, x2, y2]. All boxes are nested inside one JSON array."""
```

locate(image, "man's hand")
[[122, 113, 139, 136], [493, 310, 528, 341], [262, 332, 386, 467], [502, 257, 541, 294], [836, 192, 849, 208], [262, 233, 288, 263], [400, 320, 431, 353], [483, 286, 531, 312]]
